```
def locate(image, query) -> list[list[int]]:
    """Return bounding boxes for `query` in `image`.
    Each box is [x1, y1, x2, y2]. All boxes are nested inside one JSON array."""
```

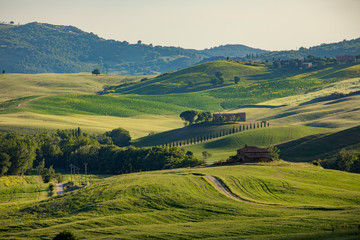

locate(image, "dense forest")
[[0, 22, 266, 74], [0, 128, 202, 176]]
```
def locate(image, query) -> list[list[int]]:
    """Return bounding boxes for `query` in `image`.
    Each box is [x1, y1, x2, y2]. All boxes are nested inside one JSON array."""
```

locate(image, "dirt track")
[[56, 183, 64, 195], [204, 175, 263, 205], [17, 95, 49, 108]]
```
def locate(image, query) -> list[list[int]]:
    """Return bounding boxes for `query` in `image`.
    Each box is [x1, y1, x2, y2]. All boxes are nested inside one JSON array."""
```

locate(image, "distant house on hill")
[[302, 62, 313, 68], [236, 145, 272, 163], [213, 112, 246, 122], [336, 55, 356, 64]]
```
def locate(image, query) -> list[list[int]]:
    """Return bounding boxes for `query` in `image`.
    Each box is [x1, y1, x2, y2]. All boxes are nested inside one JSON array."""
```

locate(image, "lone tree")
[[202, 151, 212, 161], [215, 72, 223, 79], [234, 76, 240, 84], [180, 110, 198, 125], [267, 146, 280, 161], [92, 69, 100, 76]]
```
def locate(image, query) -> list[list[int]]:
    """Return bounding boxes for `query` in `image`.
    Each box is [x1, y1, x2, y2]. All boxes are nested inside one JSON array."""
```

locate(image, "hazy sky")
[[1, 0, 359, 50]]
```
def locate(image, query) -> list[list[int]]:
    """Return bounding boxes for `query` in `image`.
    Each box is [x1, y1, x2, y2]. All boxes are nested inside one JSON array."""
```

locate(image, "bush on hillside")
[[53, 230, 77, 240]]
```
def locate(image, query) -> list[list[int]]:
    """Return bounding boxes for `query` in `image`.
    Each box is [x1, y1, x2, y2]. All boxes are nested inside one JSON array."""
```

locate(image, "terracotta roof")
[[245, 154, 272, 158], [237, 146, 269, 153]]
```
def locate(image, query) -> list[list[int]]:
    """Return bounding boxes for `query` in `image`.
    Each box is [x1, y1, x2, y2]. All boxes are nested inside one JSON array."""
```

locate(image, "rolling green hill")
[[278, 125, 360, 162], [9, 61, 360, 118], [1, 62, 360, 136], [183, 125, 332, 162], [115, 60, 269, 94], [1, 163, 359, 239]]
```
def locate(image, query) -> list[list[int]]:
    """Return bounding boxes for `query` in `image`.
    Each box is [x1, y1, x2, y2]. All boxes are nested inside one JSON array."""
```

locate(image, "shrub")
[[53, 230, 77, 240], [55, 173, 64, 183]]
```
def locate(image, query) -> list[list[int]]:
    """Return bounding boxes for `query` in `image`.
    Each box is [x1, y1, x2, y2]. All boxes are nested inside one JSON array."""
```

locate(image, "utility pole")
[[84, 163, 88, 185], [77, 167, 80, 185], [69, 164, 73, 182]]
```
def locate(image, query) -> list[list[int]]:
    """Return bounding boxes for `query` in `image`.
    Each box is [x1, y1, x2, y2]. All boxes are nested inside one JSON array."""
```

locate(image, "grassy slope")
[[134, 122, 247, 147], [0, 63, 359, 136], [115, 60, 269, 94], [0, 73, 151, 102], [0, 175, 48, 209], [277, 125, 360, 162], [0, 112, 183, 138], [227, 78, 360, 129], [1, 163, 359, 239], [19, 63, 360, 115], [184, 125, 331, 162]]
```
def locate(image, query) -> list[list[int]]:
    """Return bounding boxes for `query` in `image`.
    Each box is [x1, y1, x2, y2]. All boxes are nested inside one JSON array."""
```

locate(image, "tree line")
[[162, 121, 269, 148], [0, 128, 202, 176]]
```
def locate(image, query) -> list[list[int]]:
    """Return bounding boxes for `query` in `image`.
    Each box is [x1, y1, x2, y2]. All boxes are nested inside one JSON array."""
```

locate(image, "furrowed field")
[[1, 163, 359, 239]]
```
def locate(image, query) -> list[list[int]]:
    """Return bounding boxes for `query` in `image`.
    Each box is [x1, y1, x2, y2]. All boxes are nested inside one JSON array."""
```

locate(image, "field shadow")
[[237, 104, 287, 109]]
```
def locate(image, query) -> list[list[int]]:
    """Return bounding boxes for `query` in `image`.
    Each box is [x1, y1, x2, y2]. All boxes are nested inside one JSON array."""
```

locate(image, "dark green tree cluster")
[[0, 127, 201, 176], [0, 133, 37, 176], [70, 145, 202, 174], [35, 159, 55, 183], [320, 148, 360, 173], [272, 55, 337, 70], [210, 71, 225, 86], [179, 111, 212, 125], [334, 149, 359, 173]]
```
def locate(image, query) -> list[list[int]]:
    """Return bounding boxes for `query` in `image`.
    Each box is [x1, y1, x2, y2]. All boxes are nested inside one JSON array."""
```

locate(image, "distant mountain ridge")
[[1, 22, 359, 74], [0, 22, 266, 74], [252, 38, 360, 61]]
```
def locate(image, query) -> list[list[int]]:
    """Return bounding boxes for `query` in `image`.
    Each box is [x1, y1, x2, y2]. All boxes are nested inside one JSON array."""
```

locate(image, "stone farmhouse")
[[236, 145, 272, 163]]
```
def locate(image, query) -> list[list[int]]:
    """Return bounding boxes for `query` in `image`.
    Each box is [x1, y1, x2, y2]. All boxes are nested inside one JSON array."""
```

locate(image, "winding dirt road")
[[16, 95, 49, 108], [204, 175, 263, 205], [55, 183, 64, 195]]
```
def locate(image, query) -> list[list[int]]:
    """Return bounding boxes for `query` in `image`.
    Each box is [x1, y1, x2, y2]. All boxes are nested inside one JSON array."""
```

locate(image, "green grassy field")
[[114, 60, 270, 94], [0, 73, 151, 102], [0, 112, 183, 138], [0, 175, 48, 210], [227, 78, 360, 129], [183, 125, 332, 162], [0, 62, 360, 136], [1, 163, 359, 239], [278, 125, 360, 162]]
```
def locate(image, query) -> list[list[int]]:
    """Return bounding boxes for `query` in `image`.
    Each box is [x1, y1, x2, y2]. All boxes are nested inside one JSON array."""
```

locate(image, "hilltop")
[[113, 60, 269, 94], [0, 22, 266, 74]]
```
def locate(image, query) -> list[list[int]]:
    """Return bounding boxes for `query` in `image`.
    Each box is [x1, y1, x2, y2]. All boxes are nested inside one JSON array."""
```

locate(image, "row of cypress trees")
[[162, 121, 270, 148]]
